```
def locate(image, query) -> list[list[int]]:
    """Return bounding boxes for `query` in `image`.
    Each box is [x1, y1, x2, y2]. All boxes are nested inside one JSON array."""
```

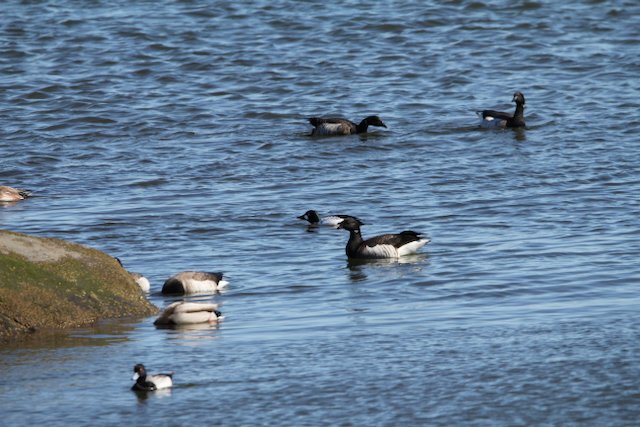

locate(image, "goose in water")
[[337, 217, 430, 259], [477, 92, 526, 128], [308, 116, 387, 136]]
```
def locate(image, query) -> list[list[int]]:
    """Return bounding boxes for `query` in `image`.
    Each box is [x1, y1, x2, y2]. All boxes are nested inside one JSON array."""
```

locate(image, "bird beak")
[[382, 123, 387, 128], [132, 373, 140, 381], [297, 215, 306, 220]]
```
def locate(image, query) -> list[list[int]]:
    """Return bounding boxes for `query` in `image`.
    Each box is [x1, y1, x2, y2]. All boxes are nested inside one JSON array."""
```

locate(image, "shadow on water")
[[346, 254, 429, 282], [513, 127, 527, 142], [132, 388, 172, 404], [0, 319, 142, 351]]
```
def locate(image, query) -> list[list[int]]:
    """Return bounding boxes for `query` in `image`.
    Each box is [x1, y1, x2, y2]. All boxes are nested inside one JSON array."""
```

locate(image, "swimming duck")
[[337, 217, 430, 258], [131, 364, 173, 391], [114, 257, 151, 293], [477, 92, 526, 128], [161, 271, 229, 294], [308, 116, 387, 136], [154, 301, 224, 326], [297, 210, 364, 227], [0, 186, 31, 202]]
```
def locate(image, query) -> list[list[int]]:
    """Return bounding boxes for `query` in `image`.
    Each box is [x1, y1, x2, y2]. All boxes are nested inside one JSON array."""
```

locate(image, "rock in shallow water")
[[0, 229, 157, 342]]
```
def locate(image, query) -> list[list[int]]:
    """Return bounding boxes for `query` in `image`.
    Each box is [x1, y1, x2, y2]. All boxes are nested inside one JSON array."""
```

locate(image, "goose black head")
[[512, 92, 526, 105], [337, 217, 362, 231], [363, 115, 387, 128]]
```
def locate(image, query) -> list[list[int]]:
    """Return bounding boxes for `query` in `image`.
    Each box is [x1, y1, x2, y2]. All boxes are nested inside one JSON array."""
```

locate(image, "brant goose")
[[0, 186, 31, 202], [308, 116, 387, 136], [297, 210, 364, 227], [115, 257, 151, 293], [477, 92, 526, 128], [154, 301, 224, 326], [131, 364, 173, 391], [161, 271, 228, 295], [337, 217, 430, 259]]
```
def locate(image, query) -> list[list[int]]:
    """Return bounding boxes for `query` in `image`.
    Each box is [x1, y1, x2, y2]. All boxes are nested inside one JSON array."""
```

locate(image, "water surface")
[[1, 1, 639, 425]]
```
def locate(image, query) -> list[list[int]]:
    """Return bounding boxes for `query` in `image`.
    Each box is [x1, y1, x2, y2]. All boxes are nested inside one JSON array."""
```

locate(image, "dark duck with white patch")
[[297, 209, 363, 227], [131, 364, 173, 391], [308, 116, 387, 136], [337, 217, 430, 259], [477, 92, 526, 128]]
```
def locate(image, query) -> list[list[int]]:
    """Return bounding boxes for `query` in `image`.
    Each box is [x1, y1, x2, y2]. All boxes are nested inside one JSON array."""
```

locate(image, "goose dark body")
[[478, 92, 526, 128], [308, 116, 386, 136], [337, 217, 429, 259]]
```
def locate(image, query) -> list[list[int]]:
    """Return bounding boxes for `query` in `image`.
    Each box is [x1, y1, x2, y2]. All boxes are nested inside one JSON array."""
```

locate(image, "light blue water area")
[[1, 1, 640, 425]]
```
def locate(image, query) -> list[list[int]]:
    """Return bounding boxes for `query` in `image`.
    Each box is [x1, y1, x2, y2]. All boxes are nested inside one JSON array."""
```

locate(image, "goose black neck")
[[514, 102, 524, 119], [346, 228, 364, 256], [356, 119, 369, 134], [510, 102, 526, 127]]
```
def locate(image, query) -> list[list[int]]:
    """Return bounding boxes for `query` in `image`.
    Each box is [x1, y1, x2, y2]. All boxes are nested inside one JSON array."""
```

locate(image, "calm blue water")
[[1, 1, 639, 425]]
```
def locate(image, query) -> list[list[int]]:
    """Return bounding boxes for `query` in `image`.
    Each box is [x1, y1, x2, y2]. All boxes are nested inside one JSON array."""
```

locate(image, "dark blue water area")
[[1, 1, 640, 425]]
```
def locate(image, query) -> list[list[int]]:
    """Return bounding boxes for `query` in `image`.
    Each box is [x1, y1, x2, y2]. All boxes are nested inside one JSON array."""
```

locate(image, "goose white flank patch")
[[161, 271, 228, 294], [131, 364, 173, 392], [337, 217, 430, 259], [0, 186, 31, 202], [308, 115, 387, 136], [154, 301, 224, 326], [477, 91, 526, 128], [114, 257, 151, 292], [297, 209, 364, 227]]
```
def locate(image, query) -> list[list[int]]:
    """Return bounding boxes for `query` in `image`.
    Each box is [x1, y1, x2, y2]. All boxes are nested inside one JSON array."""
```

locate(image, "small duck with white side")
[[297, 210, 364, 228], [131, 364, 173, 391], [114, 257, 151, 293], [154, 301, 224, 326], [308, 115, 387, 136], [477, 92, 526, 128], [161, 271, 228, 294], [0, 186, 31, 202], [337, 217, 430, 259]]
